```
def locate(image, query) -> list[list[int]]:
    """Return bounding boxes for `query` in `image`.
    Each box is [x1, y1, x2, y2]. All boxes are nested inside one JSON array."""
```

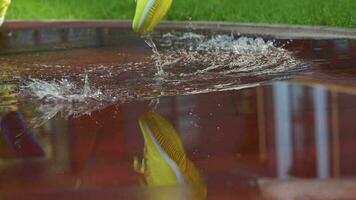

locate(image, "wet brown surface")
[[1, 84, 356, 199], [0, 25, 356, 199]]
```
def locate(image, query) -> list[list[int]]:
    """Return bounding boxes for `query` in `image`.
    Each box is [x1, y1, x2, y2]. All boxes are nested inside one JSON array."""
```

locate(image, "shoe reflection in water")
[[135, 112, 207, 200], [0, 86, 45, 158], [0, 112, 45, 158]]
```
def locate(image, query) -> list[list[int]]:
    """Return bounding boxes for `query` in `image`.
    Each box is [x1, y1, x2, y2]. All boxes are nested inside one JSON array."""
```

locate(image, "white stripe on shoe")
[[0, 17, 4, 27], [142, 121, 186, 185], [138, 0, 155, 30]]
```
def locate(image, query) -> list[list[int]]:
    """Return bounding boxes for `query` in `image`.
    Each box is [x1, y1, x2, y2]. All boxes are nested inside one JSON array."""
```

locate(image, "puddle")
[[0, 26, 356, 199]]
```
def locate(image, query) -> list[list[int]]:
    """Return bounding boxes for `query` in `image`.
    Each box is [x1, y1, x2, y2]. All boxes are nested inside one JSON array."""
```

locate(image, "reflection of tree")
[[67, 104, 131, 186], [265, 82, 345, 178]]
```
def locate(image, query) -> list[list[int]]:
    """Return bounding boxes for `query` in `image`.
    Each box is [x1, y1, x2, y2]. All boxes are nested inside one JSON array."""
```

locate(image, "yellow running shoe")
[[135, 112, 207, 200], [133, 0, 173, 34], [0, 0, 10, 26]]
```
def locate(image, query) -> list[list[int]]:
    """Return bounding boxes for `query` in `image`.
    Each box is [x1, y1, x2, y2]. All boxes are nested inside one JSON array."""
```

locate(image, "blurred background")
[[5, 0, 356, 28]]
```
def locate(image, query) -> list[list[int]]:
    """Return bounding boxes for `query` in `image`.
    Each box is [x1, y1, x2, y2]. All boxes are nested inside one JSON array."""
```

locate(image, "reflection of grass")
[[6, 0, 356, 27]]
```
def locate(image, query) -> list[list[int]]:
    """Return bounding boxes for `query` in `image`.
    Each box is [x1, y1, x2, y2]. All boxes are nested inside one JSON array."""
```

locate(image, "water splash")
[[149, 98, 160, 111], [160, 32, 276, 52], [156, 32, 306, 79], [6, 32, 307, 126], [20, 75, 112, 127], [185, 17, 195, 31], [13, 32, 307, 103], [144, 34, 166, 77], [23, 75, 103, 103]]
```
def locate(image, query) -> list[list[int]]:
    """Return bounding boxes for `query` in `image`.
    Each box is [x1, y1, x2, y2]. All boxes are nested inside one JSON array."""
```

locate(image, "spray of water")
[[143, 34, 166, 77], [143, 34, 168, 110], [20, 75, 112, 126], [8, 32, 307, 126], [23, 75, 103, 102]]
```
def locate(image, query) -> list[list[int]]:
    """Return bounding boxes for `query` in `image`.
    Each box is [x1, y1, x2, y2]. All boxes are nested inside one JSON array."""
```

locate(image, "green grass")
[[6, 0, 356, 28]]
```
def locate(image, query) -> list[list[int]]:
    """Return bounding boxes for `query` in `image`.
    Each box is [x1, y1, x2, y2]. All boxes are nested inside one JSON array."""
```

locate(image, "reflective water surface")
[[0, 27, 356, 200]]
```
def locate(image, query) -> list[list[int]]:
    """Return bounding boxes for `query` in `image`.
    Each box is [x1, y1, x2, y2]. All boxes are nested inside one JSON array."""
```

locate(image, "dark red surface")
[[1, 83, 356, 199]]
